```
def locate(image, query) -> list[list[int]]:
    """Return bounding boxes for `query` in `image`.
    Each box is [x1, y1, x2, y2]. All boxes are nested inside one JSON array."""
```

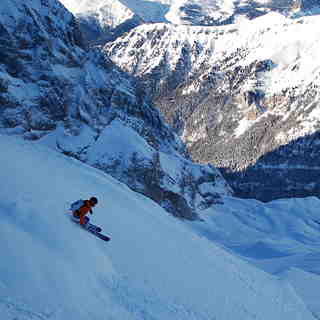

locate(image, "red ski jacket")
[[75, 200, 94, 225]]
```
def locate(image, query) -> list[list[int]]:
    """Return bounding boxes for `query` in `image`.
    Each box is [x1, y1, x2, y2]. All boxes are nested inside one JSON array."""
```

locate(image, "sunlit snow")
[[1, 134, 317, 320]]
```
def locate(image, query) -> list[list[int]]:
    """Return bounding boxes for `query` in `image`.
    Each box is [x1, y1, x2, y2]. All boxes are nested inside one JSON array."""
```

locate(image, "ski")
[[70, 215, 110, 242], [87, 223, 102, 233], [85, 226, 111, 242]]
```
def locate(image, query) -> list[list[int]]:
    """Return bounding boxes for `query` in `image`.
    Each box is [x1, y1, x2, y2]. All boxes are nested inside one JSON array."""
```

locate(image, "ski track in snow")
[[0, 297, 52, 320]]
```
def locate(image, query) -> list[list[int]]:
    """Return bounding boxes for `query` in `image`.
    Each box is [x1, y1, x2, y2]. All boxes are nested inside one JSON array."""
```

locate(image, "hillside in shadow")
[[219, 130, 320, 202]]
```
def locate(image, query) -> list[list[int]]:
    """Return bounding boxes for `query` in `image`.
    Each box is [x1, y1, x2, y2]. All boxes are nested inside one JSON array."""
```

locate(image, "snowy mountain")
[[164, 0, 320, 25], [0, 0, 232, 220], [61, 0, 144, 44], [59, 0, 320, 44], [2, 1, 320, 319], [1, 133, 318, 320], [104, 12, 320, 201], [60, 0, 320, 26], [60, 0, 170, 23], [59, 0, 167, 43]]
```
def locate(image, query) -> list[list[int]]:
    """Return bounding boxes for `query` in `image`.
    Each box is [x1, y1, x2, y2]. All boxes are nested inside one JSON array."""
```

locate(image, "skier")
[[71, 197, 98, 228]]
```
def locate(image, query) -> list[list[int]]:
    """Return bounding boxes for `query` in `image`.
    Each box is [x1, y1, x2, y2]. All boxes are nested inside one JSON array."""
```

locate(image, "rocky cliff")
[[0, 0, 232, 219]]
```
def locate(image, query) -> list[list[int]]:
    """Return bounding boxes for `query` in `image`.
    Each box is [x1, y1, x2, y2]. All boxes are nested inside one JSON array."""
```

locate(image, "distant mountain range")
[[59, 0, 320, 43], [101, 8, 320, 201], [57, 0, 320, 202]]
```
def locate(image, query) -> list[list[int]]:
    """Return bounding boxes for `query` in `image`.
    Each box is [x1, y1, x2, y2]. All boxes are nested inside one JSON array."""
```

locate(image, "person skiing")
[[71, 197, 98, 228]]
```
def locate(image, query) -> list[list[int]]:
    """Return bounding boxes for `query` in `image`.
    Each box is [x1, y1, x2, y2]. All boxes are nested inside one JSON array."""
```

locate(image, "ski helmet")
[[90, 197, 98, 205]]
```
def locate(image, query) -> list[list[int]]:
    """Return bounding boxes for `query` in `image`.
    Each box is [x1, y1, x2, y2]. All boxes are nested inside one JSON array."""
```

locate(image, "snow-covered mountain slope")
[[60, 0, 170, 23], [60, 0, 144, 44], [189, 195, 320, 318], [104, 13, 320, 201], [59, 0, 320, 45], [165, 0, 320, 25], [0, 133, 316, 320], [59, 0, 168, 43], [198, 197, 320, 272], [0, 0, 232, 219], [60, 0, 320, 27]]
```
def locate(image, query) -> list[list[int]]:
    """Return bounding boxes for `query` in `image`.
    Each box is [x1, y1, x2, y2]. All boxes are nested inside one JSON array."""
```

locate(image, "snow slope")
[[189, 196, 320, 318], [0, 134, 315, 319]]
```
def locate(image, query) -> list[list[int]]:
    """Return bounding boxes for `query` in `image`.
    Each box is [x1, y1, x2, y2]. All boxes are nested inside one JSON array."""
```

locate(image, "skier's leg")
[[71, 213, 81, 224], [79, 215, 90, 228]]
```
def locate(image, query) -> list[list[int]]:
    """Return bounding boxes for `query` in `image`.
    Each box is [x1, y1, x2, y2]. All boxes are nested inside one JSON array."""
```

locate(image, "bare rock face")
[[0, 0, 232, 219], [104, 14, 320, 202]]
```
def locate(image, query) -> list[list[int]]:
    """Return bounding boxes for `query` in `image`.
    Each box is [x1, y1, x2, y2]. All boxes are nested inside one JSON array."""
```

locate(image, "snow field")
[[189, 196, 320, 317], [0, 134, 315, 319]]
